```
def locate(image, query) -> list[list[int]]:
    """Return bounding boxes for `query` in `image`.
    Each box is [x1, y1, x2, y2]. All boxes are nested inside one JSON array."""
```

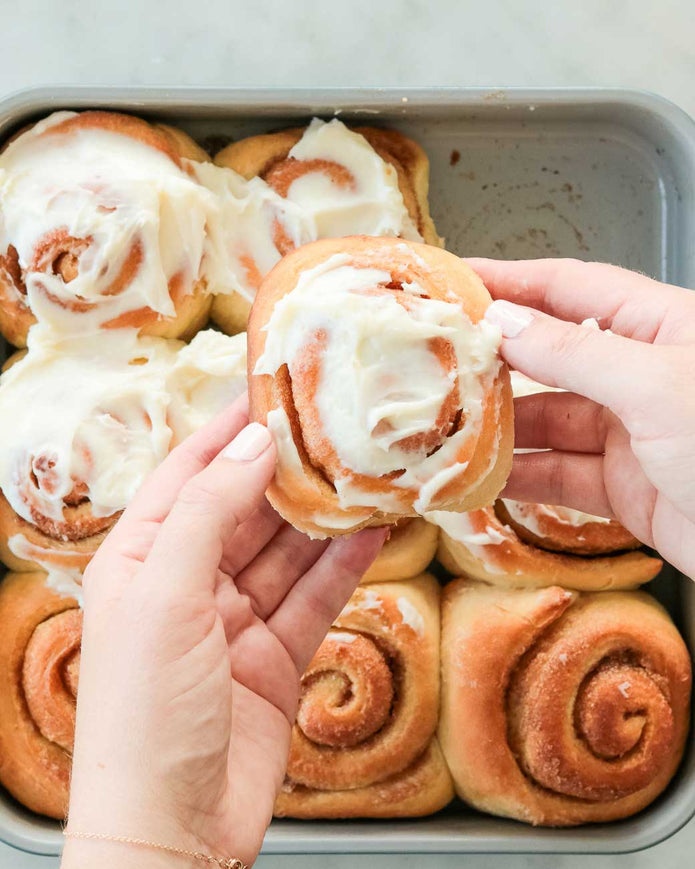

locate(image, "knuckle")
[[548, 320, 593, 363], [177, 476, 226, 515]]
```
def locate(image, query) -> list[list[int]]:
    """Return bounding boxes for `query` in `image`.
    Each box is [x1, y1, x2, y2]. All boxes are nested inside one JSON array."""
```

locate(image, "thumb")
[[484, 299, 664, 418], [142, 422, 276, 595]]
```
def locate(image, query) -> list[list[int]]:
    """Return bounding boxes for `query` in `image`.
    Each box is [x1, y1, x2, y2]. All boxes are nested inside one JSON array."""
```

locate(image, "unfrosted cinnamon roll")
[[361, 518, 438, 584], [439, 580, 691, 825], [275, 575, 453, 818], [0, 571, 81, 818], [211, 118, 441, 334], [0, 110, 214, 346], [0, 329, 247, 574], [249, 236, 513, 538]]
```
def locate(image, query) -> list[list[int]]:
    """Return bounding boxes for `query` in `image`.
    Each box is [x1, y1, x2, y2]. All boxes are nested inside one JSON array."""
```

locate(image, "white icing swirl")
[[255, 253, 502, 515], [0, 111, 216, 336], [0, 328, 246, 527], [193, 161, 315, 302], [283, 118, 422, 241]]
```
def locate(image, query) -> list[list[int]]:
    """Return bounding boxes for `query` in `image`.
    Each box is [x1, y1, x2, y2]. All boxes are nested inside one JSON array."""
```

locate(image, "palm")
[[149, 511, 380, 862], [602, 394, 695, 580], [69, 400, 384, 868]]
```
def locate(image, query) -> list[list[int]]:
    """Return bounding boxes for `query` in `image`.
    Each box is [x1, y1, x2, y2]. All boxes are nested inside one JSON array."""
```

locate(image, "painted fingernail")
[[485, 300, 535, 338], [222, 422, 272, 462]]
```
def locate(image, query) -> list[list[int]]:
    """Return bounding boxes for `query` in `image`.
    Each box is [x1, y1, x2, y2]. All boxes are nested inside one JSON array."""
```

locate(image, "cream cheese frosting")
[[427, 509, 512, 573], [167, 329, 248, 441], [0, 328, 247, 529], [255, 253, 502, 516], [193, 161, 315, 302], [283, 118, 422, 241], [501, 499, 612, 532], [0, 111, 216, 336]]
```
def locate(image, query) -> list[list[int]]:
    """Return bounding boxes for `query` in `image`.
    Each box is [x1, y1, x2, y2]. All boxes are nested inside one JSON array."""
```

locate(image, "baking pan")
[[0, 86, 693, 857]]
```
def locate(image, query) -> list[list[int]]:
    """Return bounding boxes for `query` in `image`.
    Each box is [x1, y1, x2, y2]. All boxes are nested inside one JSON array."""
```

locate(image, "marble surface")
[[1, 0, 695, 865]]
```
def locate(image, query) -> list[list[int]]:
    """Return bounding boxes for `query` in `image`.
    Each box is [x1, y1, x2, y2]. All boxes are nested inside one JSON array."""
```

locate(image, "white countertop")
[[1, 0, 694, 865]]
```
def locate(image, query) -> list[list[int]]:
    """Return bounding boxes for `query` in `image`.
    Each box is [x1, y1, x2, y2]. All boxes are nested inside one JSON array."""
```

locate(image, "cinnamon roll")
[[439, 580, 691, 825], [275, 575, 453, 818], [211, 118, 441, 334], [361, 518, 439, 584], [249, 236, 513, 538], [0, 571, 81, 818], [0, 328, 247, 574], [0, 110, 214, 346], [431, 369, 662, 590]]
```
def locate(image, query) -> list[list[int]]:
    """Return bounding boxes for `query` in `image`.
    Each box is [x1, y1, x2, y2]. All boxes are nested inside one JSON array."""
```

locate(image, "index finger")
[[467, 258, 695, 344], [102, 393, 250, 559]]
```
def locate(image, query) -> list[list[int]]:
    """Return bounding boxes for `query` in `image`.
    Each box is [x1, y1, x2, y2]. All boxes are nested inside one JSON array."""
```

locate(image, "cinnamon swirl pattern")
[[211, 118, 440, 334], [0, 329, 247, 575], [249, 236, 513, 538], [275, 575, 454, 818], [0, 571, 81, 818], [0, 111, 214, 346], [439, 580, 691, 825]]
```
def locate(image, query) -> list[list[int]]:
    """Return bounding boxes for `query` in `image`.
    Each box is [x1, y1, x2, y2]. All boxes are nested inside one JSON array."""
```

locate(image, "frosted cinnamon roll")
[[0, 571, 81, 818], [0, 110, 214, 346], [275, 575, 453, 818], [249, 236, 513, 538], [360, 518, 439, 584], [431, 369, 662, 590], [0, 328, 248, 575], [439, 580, 691, 825], [211, 118, 440, 334], [0, 331, 176, 572]]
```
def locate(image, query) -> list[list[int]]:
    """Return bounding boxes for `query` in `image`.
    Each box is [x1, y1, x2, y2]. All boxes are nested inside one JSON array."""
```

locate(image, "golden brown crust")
[[212, 123, 442, 335], [0, 491, 106, 573], [436, 503, 662, 591], [0, 111, 211, 347], [275, 739, 453, 819], [0, 572, 80, 818], [276, 575, 453, 817], [361, 518, 438, 584], [248, 236, 513, 538], [439, 580, 691, 825]]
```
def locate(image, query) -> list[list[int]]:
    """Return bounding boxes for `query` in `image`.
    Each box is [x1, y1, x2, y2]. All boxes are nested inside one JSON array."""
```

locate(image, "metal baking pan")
[[0, 86, 693, 858]]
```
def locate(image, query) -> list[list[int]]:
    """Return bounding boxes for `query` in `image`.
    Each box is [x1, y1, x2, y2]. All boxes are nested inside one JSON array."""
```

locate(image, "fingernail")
[[222, 422, 272, 462], [485, 300, 535, 338]]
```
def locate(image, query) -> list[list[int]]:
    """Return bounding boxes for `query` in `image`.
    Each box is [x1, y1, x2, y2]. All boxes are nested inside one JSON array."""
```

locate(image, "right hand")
[[470, 257, 695, 580]]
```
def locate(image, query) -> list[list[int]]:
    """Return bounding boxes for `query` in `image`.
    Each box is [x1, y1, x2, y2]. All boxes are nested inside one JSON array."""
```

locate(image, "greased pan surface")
[[0, 87, 693, 856]]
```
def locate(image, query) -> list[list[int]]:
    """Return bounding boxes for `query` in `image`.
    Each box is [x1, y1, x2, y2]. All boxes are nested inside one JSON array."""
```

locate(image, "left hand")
[[62, 394, 386, 868]]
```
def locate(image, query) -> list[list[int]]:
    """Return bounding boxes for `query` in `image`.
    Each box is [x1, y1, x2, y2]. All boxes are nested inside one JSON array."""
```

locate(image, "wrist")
[[61, 836, 200, 869]]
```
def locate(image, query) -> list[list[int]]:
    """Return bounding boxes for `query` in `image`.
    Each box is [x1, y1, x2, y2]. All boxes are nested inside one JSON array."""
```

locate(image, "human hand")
[[61, 395, 386, 869], [473, 257, 695, 580]]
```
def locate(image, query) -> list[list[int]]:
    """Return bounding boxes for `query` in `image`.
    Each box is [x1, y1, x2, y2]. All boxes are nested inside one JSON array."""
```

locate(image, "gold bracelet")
[[63, 829, 248, 868]]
